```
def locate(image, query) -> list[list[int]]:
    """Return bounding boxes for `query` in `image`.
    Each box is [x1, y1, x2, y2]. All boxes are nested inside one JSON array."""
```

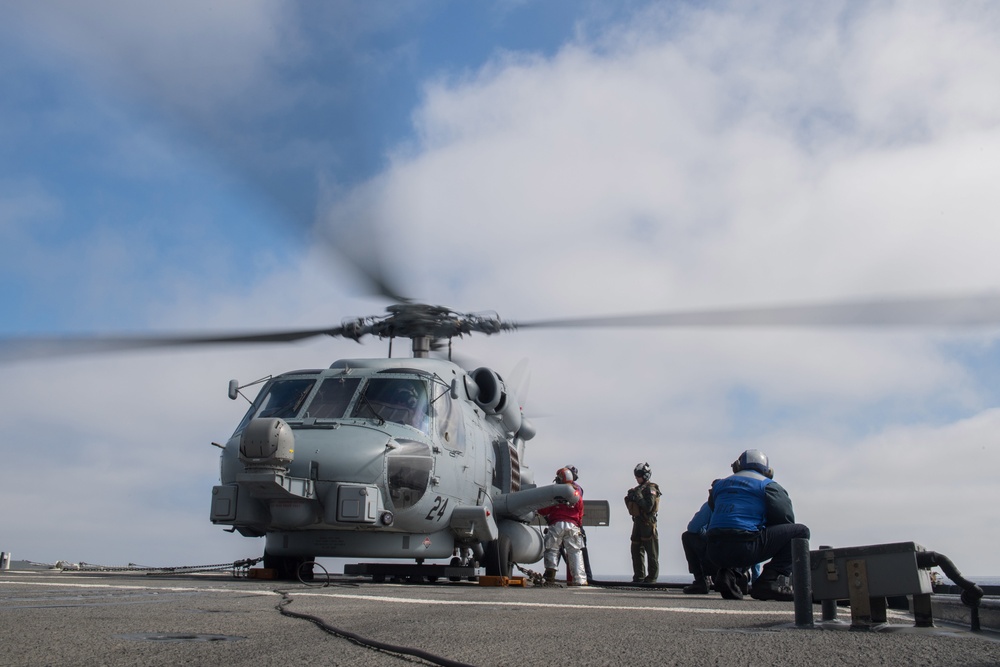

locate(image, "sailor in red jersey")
[[538, 466, 587, 586]]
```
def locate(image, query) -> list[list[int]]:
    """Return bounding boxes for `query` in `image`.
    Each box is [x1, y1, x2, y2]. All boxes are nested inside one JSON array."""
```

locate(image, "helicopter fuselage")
[[210, 357, 577, 571]]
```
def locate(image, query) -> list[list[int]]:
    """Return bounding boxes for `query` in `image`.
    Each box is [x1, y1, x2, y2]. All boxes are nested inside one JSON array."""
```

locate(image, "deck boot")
[[683, 577, 711, 594]]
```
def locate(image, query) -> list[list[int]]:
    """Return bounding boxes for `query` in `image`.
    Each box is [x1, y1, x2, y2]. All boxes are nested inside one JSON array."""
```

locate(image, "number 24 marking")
[[425, 496, 449, 521]]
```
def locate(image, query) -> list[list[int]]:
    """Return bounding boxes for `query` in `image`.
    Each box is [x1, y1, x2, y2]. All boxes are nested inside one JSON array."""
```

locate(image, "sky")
[[2, 0, 1000, 580]]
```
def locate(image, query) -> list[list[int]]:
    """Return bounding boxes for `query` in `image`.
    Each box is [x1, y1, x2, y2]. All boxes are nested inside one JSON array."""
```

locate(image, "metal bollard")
[[818, 545, 838, 621], [792, 538, 814, 628]]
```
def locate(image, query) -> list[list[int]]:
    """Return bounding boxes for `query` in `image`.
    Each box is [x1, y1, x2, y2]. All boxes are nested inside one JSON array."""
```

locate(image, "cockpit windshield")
[[234, 373, 436, 436], [351, 377, 431, 433], [305, 377, 362, 418], [256, 378, 316, 420]]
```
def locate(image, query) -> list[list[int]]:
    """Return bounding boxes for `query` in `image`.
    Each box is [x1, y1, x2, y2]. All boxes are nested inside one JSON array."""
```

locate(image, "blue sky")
[[2, 1, 1000, 578]]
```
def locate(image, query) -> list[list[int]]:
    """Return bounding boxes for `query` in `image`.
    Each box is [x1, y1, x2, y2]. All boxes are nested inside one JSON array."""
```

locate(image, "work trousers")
[[706, 523, 810, 580], [630, 536, 659, 582], [544, 521, 587, 584], [681, 530, 715, 580]]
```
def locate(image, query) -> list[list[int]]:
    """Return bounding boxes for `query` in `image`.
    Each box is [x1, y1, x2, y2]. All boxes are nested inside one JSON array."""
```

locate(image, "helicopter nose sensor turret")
[[239, 418, 295, 472]]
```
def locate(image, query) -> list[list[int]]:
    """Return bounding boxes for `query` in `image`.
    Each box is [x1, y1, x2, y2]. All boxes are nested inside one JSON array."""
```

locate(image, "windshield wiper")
[[358, 393, 386, 426]]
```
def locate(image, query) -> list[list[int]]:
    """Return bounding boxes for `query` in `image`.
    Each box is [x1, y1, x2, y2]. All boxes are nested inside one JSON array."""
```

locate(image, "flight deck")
[[1, 566, 998, 667]]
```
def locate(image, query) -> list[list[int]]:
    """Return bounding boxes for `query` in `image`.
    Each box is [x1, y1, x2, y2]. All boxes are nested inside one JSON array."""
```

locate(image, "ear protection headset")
[[731, 449, 774, 479]]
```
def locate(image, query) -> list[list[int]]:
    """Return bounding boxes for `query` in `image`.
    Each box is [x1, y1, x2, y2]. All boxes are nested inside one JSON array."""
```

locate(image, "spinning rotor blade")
[[7, 292, 1000, 365], [513, 292, 1000, 330], [50, 13, 413, 306], [508, 357, 532, 409], [0, 325, 351, 363]]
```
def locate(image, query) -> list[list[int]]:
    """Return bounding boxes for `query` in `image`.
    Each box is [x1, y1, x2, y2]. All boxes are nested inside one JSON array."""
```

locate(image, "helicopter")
[[210, 303, 593, 581]]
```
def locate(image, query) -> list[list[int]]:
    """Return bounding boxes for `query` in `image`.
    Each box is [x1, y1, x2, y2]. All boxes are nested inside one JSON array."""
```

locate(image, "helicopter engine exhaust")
[[471, 367, 522, 436]]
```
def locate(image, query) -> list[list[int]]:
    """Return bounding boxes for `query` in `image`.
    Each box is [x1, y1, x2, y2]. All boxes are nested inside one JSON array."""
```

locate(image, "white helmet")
[[731, 449, 773, 478]]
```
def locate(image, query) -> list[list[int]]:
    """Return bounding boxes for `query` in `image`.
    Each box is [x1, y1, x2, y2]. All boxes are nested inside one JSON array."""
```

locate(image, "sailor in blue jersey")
[[680, 497, 716, 594], [705, 449, 809, 601]]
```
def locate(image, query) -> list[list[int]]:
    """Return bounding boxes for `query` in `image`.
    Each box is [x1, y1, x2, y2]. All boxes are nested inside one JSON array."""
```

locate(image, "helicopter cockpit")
[[234, 372, 446, 437]]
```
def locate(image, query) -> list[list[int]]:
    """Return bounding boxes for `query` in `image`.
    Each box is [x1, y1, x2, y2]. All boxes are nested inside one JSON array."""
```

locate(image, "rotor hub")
[[341, 303, 515, 347]]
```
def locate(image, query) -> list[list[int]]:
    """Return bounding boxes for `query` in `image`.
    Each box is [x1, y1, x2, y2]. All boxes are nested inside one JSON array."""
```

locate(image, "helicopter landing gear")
[[449, 557, 463, 582], [450, 547, 476, 581], [482, 535, 513, 578], [263, 550, 315, 581]]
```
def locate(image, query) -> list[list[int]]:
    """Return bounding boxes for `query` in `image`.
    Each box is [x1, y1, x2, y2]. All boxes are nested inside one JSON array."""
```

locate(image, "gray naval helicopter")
[[210, 303, 598, 581]]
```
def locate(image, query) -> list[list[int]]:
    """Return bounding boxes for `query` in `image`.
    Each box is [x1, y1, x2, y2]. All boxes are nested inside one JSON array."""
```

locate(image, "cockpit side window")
[[235, 377, 316, 434], [351, 377, 431, 433], [306, 377, 361, 418], [432, 387, 465, 451], [256, 378, 316, 419]]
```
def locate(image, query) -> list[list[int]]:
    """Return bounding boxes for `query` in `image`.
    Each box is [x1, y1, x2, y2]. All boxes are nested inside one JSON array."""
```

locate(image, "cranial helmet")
[[394, 384, 419, 409], [564, 465, 579, 481], [731, 449, 773, 478], [634, 462, 651, 482], [555, 467, 576, 483]]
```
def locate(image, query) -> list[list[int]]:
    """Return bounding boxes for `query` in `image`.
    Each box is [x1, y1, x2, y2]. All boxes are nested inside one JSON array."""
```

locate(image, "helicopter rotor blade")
[[53, 17, 414, 306], [0, 325, 352, 363], [508, 357, 532, 409], [7, 291, 1000, 365], [512, 292, 1000, 330]]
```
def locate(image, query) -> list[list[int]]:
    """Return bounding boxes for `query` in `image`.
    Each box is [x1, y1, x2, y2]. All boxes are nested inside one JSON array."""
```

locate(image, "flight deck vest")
[[707, 474, 772, 533]]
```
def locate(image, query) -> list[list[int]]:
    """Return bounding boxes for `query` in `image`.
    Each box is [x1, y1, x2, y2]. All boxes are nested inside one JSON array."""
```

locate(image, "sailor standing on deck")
[[625, 462, 662, 583], [539, 466, 587, 586]]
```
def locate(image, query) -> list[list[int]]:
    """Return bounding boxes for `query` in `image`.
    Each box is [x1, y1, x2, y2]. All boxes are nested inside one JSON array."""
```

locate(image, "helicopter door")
[[462, 408, 489, 492], [432, 387, 465, 451]]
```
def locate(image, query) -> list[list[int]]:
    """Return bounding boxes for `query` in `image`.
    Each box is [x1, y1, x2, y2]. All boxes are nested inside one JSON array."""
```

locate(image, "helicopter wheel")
[[482, 535, 513, 578], [449, 556, 463, 582]]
